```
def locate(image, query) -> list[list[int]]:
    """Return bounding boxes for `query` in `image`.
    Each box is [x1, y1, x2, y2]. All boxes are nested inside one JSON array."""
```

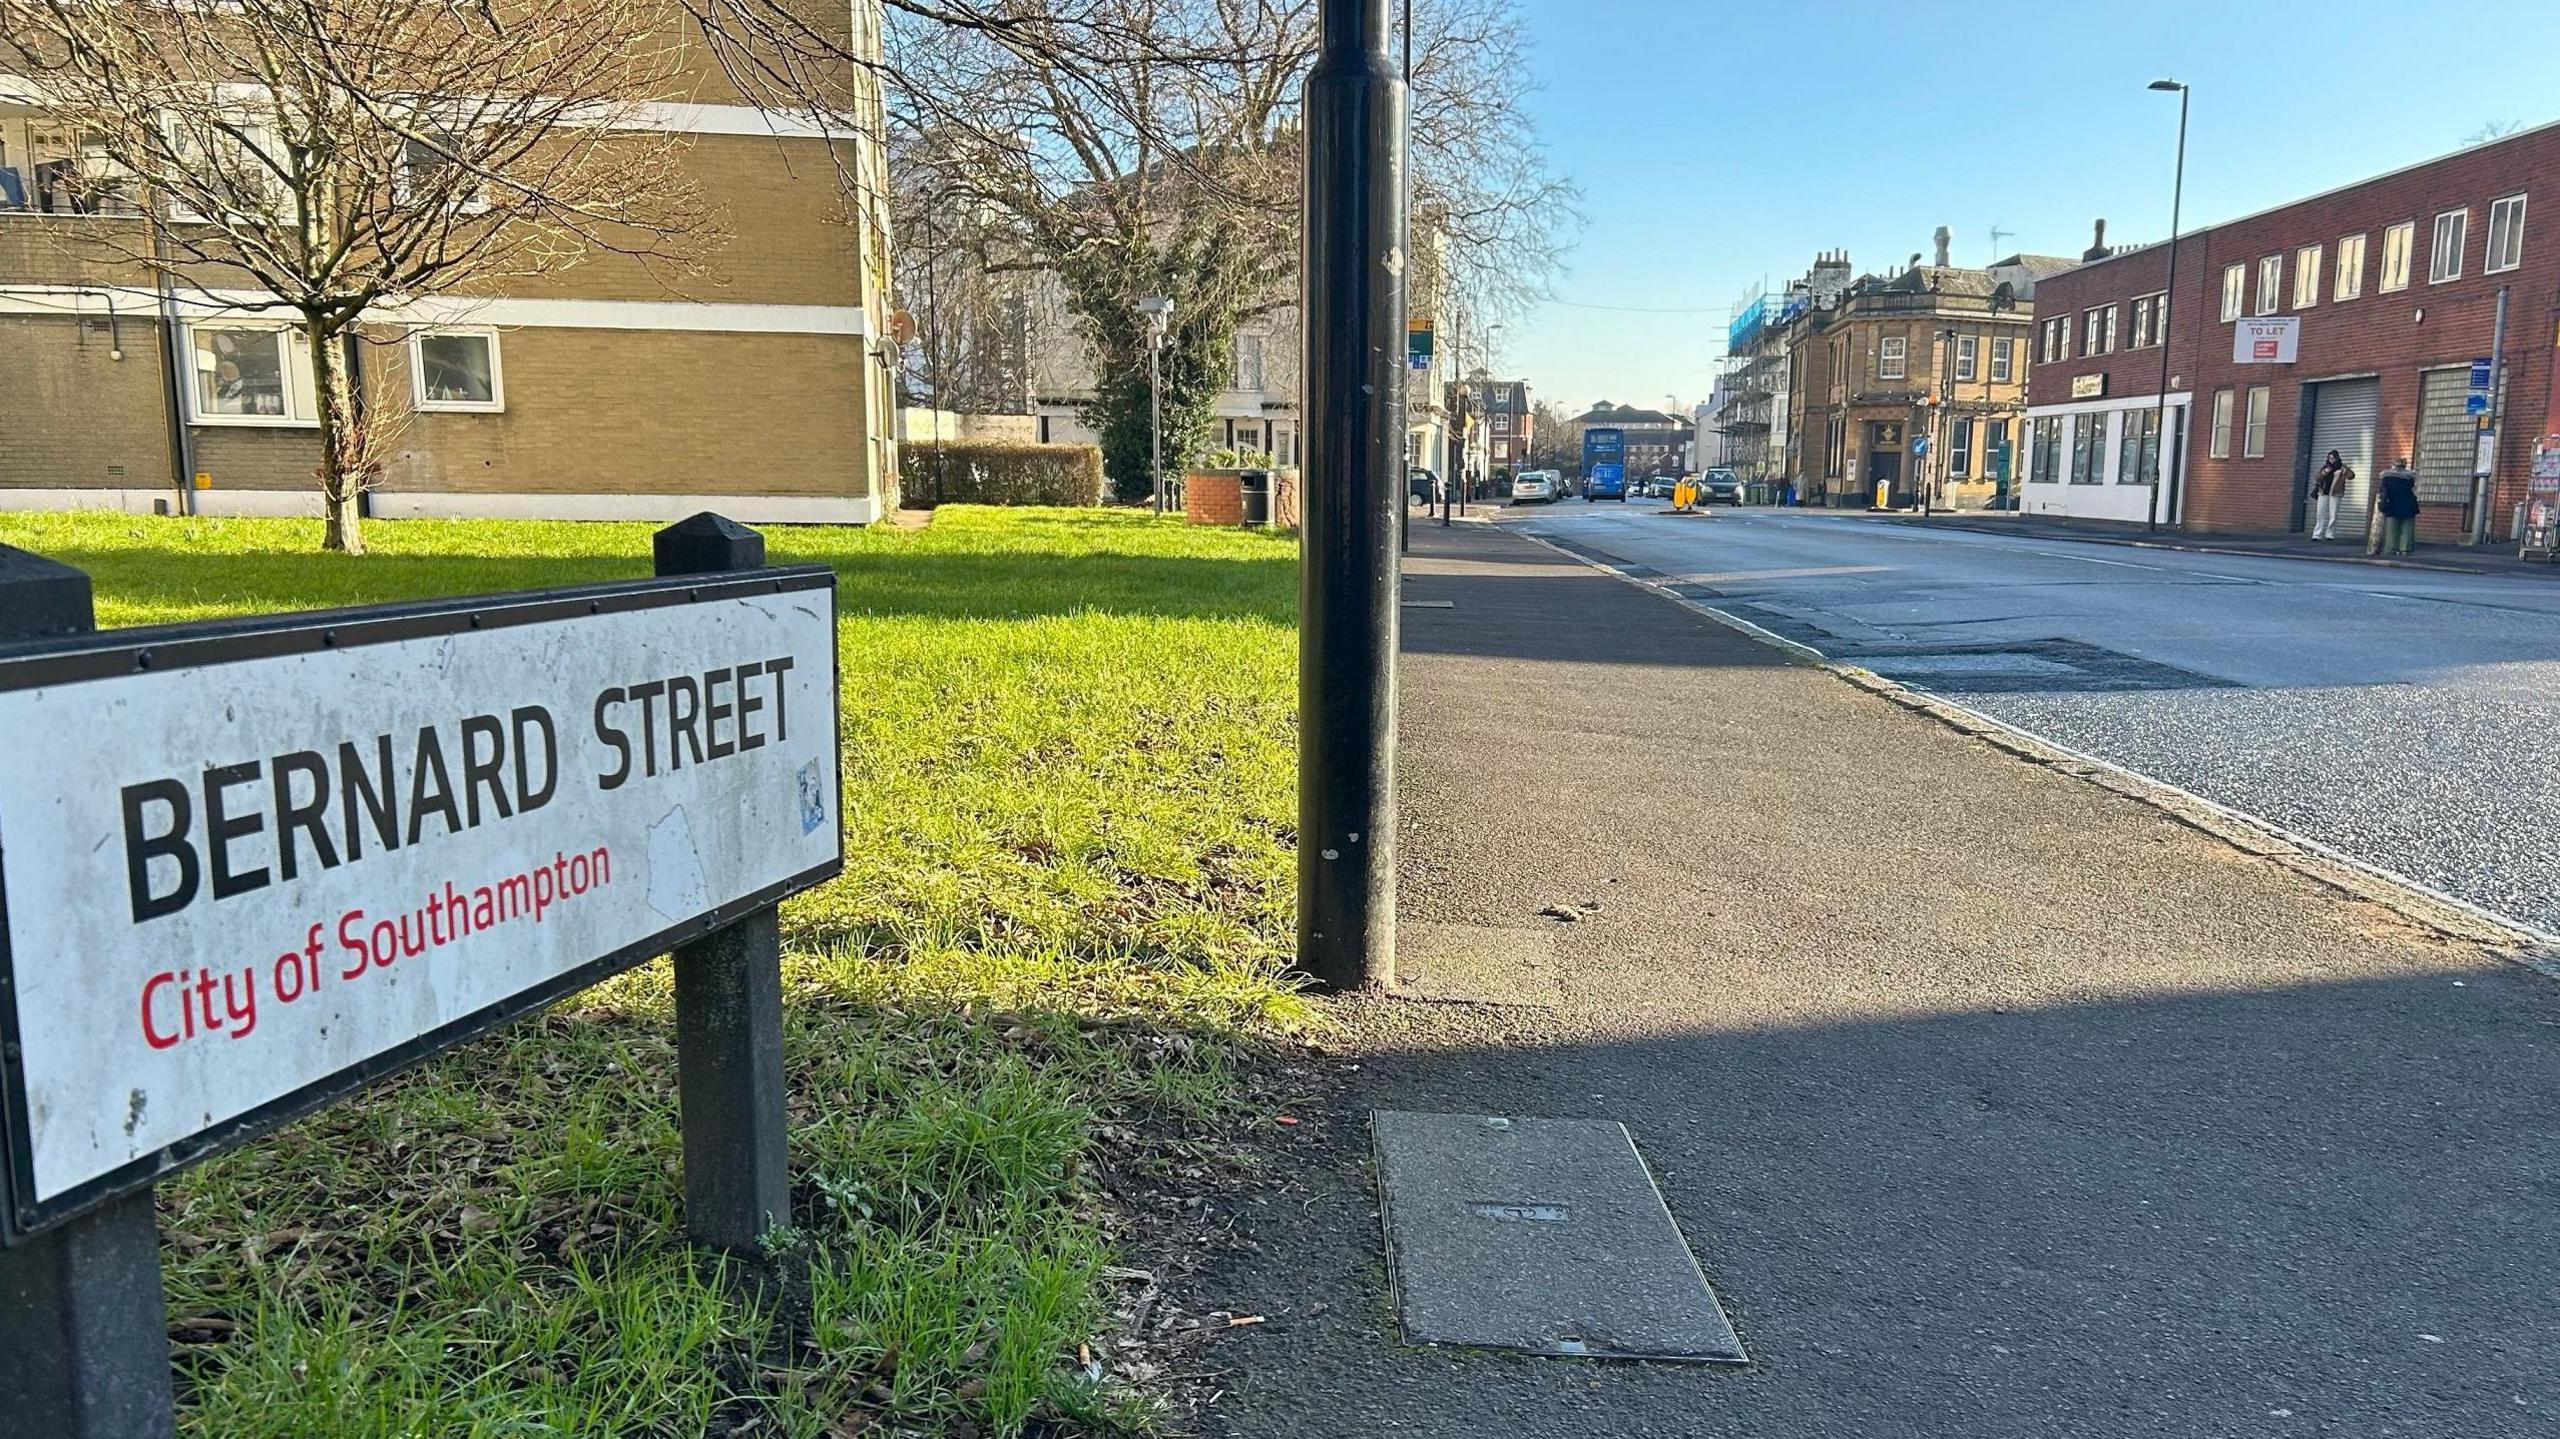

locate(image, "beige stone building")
[[1796, 248, 2070, 510], [0, 7, 900, 524]]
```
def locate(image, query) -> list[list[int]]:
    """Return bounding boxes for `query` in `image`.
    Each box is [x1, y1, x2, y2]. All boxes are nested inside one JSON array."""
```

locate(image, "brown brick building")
[[2026, 121, 2559, 540], [0, 12, 900, 524]]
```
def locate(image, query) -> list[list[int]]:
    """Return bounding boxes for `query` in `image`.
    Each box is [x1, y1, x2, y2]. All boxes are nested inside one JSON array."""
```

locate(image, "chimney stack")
[[1933, 225, 1951, 268], [2083, 217, 2109, 262]]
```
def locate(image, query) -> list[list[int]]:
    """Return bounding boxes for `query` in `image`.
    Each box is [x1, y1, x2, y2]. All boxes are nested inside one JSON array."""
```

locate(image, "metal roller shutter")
[[2308, 378, 2381, 525], [2415, 368, 2476, 507]]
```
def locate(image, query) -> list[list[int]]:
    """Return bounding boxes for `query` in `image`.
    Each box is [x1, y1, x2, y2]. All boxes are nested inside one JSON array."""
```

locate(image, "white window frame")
[[183, 321, 319, 427], [2293, 244, 2322, 308], [1954, 334, 1979, 382], [1878, 334, 1907, 381], [2380, 220, 2414, 292], [1948, 416, 1972, 478], [2486, 194, 2526, 275], [2083, 306, 2108, 355], [2221, 263, 2246, 322], [2256, 255, 2282, 316], [2243, 385, 2270, 459], [2335, 233, 2366, 300], [2430, 208, 2467, 284], [1990, 336, 2014, 382], [2209, 388, 2234, 459], [407, 326, 506, 413]]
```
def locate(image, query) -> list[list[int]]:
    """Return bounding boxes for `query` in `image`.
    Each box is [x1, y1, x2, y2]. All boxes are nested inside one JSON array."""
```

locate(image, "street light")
[[2147, 78, 2188, 533], [1136, 296, 1175, 516]]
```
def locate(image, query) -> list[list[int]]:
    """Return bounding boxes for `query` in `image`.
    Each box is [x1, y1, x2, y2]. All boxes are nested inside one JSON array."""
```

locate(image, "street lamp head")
[[2148, 78, 2186, 92], [1135, 295, 1174, 316]]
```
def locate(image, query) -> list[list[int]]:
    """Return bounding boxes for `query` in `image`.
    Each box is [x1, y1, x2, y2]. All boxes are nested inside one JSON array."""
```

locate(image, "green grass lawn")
[[0, 507, 1305, 1437]]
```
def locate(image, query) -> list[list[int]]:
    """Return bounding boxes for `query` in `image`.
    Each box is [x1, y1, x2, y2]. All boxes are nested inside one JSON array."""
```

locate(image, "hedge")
[[900, 441, 1106, 509]]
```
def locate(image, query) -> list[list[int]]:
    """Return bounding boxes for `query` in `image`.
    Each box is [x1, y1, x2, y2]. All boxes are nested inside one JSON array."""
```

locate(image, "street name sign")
[[0, 568, 841, 1238]]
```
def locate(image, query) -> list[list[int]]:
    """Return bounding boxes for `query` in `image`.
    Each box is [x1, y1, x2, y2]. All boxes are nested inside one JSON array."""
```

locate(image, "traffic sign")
[[2470, 357, 2495, 389], [2469, 391, 2491, 415]]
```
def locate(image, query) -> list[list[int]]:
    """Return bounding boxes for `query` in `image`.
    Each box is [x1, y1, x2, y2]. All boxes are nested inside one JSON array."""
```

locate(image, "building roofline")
[[2048, 113, 2560, 284]]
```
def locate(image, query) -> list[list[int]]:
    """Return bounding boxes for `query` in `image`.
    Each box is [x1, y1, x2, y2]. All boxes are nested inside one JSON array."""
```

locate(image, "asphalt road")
[[1503, 501, 2560, 936]]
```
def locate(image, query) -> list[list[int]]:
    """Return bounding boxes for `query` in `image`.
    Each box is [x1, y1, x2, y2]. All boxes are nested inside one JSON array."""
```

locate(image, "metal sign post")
[[0, 546, 175, 1438], [1297, 0, 1407, 992], [0, 518, 842, 1426]]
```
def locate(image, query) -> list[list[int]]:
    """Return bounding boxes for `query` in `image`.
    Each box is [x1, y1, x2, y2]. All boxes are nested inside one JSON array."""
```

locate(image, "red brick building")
[[2025, 121, 2559, 540]]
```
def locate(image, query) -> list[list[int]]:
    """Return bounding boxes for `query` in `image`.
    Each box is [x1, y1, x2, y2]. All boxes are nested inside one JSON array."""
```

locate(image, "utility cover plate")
[[1372, 1111, 1746, 1363]]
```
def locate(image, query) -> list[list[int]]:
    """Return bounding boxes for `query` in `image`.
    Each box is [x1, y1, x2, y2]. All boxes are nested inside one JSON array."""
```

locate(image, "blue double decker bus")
[[1582, 427, 1627, 501]]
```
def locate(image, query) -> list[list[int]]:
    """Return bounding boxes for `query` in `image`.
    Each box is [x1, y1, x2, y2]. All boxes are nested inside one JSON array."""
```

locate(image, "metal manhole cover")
[[1372, 1111, 1746, 1363]]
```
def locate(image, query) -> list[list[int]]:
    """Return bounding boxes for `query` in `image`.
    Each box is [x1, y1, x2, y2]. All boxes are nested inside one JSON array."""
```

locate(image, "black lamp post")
[[2147, 78, 2188, 532], [1297, 0, 1406, 991]]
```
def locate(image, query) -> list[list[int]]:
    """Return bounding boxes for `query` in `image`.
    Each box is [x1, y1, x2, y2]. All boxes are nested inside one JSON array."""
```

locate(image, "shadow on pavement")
[[1204, 963, 2560, 1439]]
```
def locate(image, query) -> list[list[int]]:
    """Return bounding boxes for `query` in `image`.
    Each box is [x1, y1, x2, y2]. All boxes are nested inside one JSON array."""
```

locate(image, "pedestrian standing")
[[2376, 457, 2421, 557], [2311, 449, 2353, 541]]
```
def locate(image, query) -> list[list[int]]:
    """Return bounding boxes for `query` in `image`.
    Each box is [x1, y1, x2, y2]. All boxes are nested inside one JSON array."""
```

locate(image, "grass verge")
[[0, 506, 1305, 1437]]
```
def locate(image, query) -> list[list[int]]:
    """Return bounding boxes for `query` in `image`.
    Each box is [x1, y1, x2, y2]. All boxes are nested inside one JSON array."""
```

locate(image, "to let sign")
[[0, 571, 841, 1237], [2233, 317, 2300, 365]]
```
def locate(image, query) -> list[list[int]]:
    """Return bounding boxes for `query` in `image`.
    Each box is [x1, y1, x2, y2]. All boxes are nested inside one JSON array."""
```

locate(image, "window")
[[2070, 413, 2107, 485], [1988, 418, 2011, 478], [2487, 194, 2527, 274], [1949, 418, 1972, 478], [2129, 291, 2168, 348], [187, 325, 317, 425], [1878, 334, 1907, 380], [395, 132, 491, 215], [2084, 306, 2113, 356], [2243, 385, 2270, 458], [1492, 413, 1511, 435], [2335, 233, 2367, 300], [1234, 333, 1265, 391], [2294, 244, 2322, 308], [2209, 388, 2234, 459], [2430, 209, 2467, 283], [2222, 263, 2247, 321], [409, 329, 503, 412], [1955, 334, 1979, 382], [2040, 317, 2069, 364], [2118, 408, 2160, 485], [1, 120, 142, 215], [1990, 336, 2014, 382], [2031, 415, 2064, 484], [2256, 255, 2282, 315], [2380, 221, 2414, 291], [163, 112, 292, 224]]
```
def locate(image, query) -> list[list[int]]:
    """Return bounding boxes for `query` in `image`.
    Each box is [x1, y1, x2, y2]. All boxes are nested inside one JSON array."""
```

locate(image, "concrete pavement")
[[1197, 518, 2560, 1439], [1501, 503, 2560, 938]]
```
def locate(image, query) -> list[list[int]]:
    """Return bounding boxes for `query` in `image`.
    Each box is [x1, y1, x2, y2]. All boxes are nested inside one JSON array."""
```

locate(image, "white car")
[[1511, 471, 1560, 504]]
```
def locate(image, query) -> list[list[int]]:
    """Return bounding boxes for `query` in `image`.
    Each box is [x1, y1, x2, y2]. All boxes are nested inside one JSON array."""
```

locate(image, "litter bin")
[[1239, 468, 1273, 527]]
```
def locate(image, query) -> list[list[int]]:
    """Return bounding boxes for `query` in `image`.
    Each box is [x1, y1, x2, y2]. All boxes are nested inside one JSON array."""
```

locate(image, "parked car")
[[1408, 467, 1440, 505], [1510, 470, 1560, 504], [1700, 468, 1746, 505]]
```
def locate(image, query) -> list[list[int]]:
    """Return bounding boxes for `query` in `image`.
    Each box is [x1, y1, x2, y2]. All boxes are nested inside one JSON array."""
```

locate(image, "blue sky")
[[1493, 0, 2560, 418]]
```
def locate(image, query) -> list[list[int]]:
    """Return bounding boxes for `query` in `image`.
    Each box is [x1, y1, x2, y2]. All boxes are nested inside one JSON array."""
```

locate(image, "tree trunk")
[[307, 314, 365, 555]]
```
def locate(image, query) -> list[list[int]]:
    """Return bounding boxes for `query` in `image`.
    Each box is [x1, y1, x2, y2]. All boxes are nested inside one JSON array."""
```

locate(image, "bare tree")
[[4, 0, 719, 553], [869, 0, 1572, 498]]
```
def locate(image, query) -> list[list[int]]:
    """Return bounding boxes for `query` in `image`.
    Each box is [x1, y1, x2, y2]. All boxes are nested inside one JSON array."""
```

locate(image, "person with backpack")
[[2311, 449, 2354, 541], [2375, 457, 2421, 557]]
